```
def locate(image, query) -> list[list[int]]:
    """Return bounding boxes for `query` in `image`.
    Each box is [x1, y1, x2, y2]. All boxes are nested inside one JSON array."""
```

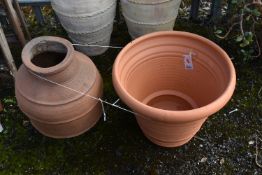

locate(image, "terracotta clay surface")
[[15, 36, 103, 138], [113, 31, 236, 147]]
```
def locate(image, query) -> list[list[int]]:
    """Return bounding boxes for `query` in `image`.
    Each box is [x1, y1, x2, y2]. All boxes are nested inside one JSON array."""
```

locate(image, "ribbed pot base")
[[144, 132, 194, 147], [136, 115, 205, 147]]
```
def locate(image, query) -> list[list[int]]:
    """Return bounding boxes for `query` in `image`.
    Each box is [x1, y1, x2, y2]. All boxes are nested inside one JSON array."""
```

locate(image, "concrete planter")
[[121, 0, 182, 39], [51, 0, 116, 56]]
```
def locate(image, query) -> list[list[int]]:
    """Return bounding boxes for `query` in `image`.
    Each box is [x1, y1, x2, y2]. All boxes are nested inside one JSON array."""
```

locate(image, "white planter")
[[121, 0, 182, 39], [51, 0, 117, 56]]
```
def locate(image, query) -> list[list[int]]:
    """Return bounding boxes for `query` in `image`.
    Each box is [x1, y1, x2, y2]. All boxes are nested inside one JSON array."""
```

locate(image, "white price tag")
[[184, 52, 194, 70]]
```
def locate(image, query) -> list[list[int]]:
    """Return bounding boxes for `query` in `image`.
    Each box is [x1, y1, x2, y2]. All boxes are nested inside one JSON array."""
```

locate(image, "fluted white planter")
[[121, 0, 182, 39], [51, 0, 116, 56]]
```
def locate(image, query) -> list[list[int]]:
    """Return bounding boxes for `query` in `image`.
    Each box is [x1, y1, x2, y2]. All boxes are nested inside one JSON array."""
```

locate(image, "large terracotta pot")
[[113, 31, 236, 147], [15, 36, 103, 138]]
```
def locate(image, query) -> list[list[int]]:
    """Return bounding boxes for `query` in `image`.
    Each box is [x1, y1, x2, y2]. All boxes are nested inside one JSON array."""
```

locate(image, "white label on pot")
[[0, 122, 3, 133], [184, 52, 194, 70]]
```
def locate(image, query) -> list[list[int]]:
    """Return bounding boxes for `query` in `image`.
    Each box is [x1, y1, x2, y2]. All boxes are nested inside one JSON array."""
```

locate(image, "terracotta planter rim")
[[113, 31, 236, 123], [22, 36, 74, 75]]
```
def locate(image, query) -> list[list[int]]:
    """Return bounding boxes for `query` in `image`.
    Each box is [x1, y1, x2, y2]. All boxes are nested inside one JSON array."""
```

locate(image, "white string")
[[29, 71, 138, 117], [113, 99, 120, 105], [0, 122, 3, 133], [72, 43, 123, 49], [99, 98, 107, 121], [228, 108, 238, 114]]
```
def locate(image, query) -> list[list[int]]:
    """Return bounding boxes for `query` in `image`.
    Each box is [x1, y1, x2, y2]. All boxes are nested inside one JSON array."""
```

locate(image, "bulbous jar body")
[[15, 36, 103, 138]]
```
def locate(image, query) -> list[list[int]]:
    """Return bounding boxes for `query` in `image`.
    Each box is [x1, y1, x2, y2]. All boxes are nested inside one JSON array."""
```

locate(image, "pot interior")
[[117, 34, 232, 111], [30, 41, 67, 68], [142, 90, 198, 111]]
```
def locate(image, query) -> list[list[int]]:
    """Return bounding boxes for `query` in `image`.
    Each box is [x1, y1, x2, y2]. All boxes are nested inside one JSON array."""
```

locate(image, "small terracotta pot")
[[15, 36, 103, 138], [113, 31, 236, 147]]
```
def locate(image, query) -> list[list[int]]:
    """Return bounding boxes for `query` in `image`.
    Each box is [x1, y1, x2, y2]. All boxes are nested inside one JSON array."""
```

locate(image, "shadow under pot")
[[112, 31, 236, 147], [15, 36, 103, 138]]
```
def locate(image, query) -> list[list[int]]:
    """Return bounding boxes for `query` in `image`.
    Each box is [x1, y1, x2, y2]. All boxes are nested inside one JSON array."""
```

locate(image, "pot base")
[[144, 133, 194, 147], [142, 90, 198, 111], [136, 115, 206, 147]]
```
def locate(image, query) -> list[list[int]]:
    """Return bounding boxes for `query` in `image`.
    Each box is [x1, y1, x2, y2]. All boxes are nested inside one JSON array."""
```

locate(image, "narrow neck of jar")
[[22, 36, 78, 83], [38, 56, 79, 83]]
